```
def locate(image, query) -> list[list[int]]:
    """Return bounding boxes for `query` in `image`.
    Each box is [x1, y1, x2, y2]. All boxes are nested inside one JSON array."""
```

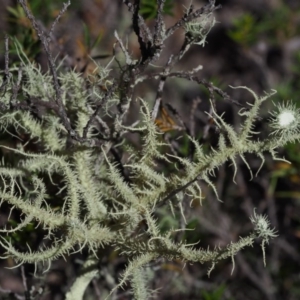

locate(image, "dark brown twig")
[[0, 34, 11, 98], [48, 1, 71, 42], [83, 81, 118, 139], [151, 55, 173, 121], [17, 0, 74, 136], [123, 0, 153, 62], [153, 0, 165, 49], [165, 1, 221, 39], [10, 66, 23, 107]]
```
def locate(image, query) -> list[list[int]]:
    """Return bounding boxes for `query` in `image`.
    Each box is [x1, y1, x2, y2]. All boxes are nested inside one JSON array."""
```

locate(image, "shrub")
[[0, 0, 297, 299]]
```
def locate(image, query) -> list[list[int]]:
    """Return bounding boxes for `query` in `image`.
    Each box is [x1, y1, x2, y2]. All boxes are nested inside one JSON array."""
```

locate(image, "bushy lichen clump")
[[1, 0, 299, 299]]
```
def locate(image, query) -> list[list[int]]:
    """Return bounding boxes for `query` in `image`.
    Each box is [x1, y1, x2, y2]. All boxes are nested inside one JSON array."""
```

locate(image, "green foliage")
[[6, 5, 41, 59], [8, 1, 70, 25], [228, 4, 300, 47], [201, 284, 228, 300], [140, 0, 174, 20], [228, 13, 258, 47]]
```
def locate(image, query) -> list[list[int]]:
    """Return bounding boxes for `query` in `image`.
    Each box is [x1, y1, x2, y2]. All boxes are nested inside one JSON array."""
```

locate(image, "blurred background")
[[0, 0, 300, 299]]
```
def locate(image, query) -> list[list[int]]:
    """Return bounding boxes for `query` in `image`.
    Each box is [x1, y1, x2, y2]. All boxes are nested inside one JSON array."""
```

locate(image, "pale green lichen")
[[0, 58, 293, 297], [1, 2, 299, 299]]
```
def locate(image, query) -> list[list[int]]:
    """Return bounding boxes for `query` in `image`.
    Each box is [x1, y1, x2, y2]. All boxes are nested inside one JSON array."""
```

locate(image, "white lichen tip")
[[269, 101, 300, 137], [278, 110, 295, 127], [250, 209, 278, 240], [250, 209, 278, 267]]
